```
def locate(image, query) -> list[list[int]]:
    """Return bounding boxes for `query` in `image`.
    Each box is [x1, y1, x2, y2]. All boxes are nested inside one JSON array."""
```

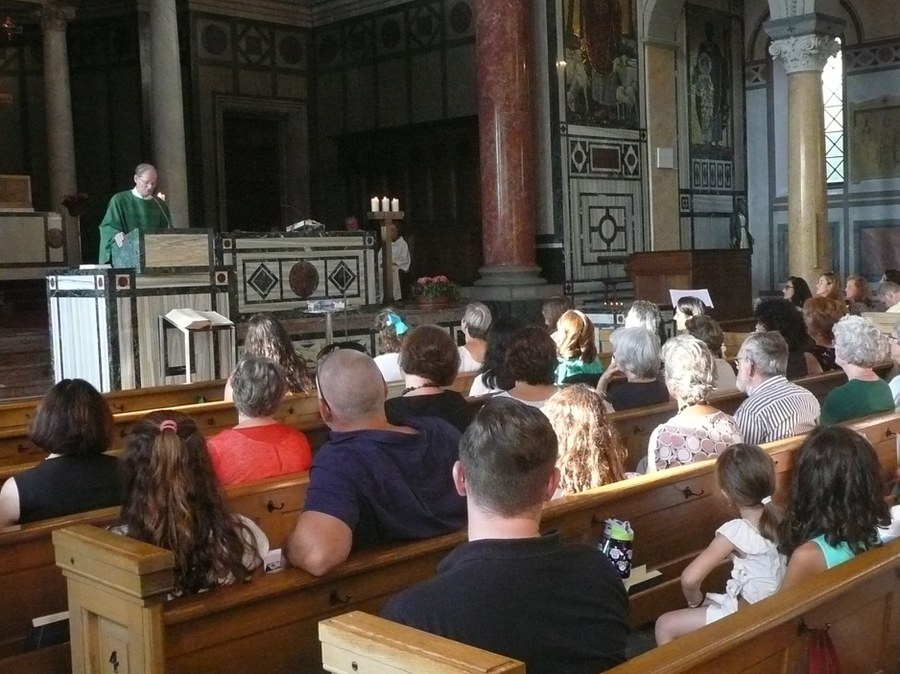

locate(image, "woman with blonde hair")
[[226, 312, 311, 401], [646, 335, 742, 472], [815, 272, 844, 302], [544, 386, 627, 496], [119, 411, 266, 595], [554, 310, 604, 385]]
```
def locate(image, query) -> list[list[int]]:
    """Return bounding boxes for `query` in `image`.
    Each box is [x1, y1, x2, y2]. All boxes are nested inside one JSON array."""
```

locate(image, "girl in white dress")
[[654, 443, 786, 645]]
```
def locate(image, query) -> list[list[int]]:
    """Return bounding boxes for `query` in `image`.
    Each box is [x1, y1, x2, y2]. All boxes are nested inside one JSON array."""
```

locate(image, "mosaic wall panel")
[[195, 15, 309, 72], [686, 5, 733, 152], [845, 39, 900, 73], [568, 138, 642, 179], [691, 158, 734, 190], [559, 0, 640, 129]]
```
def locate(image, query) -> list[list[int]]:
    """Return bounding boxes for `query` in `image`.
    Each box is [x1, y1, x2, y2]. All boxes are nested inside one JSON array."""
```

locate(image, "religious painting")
[[561, 0, 639, 129], [686, 6, 733, 153], [850, 99, 900, 181]]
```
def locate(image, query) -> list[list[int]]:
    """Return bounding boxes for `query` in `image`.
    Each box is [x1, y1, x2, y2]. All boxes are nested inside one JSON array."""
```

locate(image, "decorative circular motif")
[[116, 275, 128, 288], [201, 24, 228, 56], [597, 213, 618, 245], [279, 35, 303, 65], [216, 272, 227, 284], [48, 277, 56, 289], [449, 2, 472, 34], [97, 276, 104, 289], [46, 228, 64, 249], [288, 261, 319, 298], [380, 18, 402, 50]]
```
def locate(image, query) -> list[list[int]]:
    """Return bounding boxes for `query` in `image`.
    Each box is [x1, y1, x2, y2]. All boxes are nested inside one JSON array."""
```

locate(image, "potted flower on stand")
[[412, 275, 459, 309]]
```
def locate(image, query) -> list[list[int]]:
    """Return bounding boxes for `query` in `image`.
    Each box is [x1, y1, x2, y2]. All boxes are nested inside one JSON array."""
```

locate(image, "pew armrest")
[[319, 611, 525, 674]]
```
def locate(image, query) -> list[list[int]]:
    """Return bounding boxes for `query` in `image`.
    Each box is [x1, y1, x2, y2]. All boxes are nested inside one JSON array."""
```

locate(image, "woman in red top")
[[208, 356, 311, 486]]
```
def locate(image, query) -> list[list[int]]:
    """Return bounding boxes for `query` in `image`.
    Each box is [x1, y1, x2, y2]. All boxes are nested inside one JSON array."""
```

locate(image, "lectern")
[[626, 250, 752, 321]]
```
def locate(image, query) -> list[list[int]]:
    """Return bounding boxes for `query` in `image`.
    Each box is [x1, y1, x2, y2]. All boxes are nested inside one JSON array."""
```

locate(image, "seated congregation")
[[3, 283, 900, 672]]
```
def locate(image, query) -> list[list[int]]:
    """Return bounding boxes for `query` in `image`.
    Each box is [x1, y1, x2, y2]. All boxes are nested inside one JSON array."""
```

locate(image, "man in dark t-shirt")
[[382, 398, 628, 674], [283, 349, 465, 576]]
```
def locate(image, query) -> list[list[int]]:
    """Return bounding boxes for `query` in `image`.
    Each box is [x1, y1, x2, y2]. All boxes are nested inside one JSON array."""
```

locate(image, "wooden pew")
[[0, 379, 226, 432], [0, 472, 309, 665], [318, 538, 900, 673], [48, 412, 900, 674], [0, 371, 480, 481]]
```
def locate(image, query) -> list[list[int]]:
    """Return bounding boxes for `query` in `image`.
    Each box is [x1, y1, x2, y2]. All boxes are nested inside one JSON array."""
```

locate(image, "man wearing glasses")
[[98, 163, 172, 263], [284, 348, 466, 576]]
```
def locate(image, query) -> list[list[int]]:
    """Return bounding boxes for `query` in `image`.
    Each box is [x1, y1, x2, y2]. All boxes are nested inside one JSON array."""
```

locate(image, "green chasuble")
[[98, 190, 172, 263]]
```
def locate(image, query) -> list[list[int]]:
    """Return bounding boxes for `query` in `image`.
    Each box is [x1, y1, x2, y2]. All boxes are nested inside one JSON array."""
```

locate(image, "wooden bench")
[[0, 472, 309, 664], [47, 412, 900, 674], [0, 379, 227, 432], [0, 372, 480, 481], [318, 537, 900, 673]]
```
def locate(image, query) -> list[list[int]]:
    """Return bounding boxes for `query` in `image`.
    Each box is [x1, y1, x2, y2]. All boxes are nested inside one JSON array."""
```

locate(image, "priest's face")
[[134, 169, 158, 198]]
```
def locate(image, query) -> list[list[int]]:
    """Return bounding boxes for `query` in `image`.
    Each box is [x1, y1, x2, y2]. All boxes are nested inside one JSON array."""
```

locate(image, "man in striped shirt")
[[734, 332, 820, 444]]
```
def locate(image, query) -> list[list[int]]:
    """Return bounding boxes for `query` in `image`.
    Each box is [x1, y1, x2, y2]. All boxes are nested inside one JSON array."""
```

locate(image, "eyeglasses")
[[733, 356, 751, 367]]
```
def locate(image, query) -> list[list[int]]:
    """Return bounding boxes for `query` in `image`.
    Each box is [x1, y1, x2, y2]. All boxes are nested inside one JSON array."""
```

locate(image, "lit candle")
[[370, 196, 379, 212], [381, 196, 390, 212], [390, 198, 399, 212]]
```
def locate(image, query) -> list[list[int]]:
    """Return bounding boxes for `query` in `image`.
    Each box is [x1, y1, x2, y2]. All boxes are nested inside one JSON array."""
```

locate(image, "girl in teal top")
[[779, 426, 890, 589], [554, 310, 604, 385]]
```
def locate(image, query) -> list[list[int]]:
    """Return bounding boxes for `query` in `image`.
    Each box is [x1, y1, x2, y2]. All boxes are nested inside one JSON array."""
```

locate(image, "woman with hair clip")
[[554, 309, 604, 385], [372, 308, 410, 383], [225, 312, 312, 401], [655, 443, 785, 644], [117, 411, 267, 596]]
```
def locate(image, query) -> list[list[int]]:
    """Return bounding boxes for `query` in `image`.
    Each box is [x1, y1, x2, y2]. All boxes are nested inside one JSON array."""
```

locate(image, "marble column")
[[473, 0, 545, 287], [38, 2, 80, 264], [149, 0, 189, 227], [766, 16, 842, 282]]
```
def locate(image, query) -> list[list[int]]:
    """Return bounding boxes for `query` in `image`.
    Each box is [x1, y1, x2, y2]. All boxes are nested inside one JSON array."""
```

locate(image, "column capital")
[[769, 33, 839, 73], [36, 2, 76, 32]]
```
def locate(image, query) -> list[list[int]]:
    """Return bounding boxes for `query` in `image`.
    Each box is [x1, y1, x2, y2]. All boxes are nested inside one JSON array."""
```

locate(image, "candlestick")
[[390, 198, 399, 212], [370, 196, 380, 212], [380, 196, 390, 212]]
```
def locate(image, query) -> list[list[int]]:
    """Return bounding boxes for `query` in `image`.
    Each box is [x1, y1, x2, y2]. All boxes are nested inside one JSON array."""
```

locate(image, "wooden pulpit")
[[626, 250, 752, 321]]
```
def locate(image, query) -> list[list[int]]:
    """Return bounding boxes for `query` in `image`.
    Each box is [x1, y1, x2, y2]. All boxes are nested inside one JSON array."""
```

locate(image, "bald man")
[[284, 349, 465, 576]]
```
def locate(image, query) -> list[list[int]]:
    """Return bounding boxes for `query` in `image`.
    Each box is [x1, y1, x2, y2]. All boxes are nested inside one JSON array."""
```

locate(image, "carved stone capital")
[[769, 33, 839, 73], [36, 2, 76, 32]]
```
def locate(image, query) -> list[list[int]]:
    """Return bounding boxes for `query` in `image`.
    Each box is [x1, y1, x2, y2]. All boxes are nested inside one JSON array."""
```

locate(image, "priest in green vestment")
[[98, 163, 172, 263]]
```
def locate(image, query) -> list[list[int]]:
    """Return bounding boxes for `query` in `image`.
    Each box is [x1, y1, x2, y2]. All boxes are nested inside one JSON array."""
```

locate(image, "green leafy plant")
[[413, 275, 459, 300]]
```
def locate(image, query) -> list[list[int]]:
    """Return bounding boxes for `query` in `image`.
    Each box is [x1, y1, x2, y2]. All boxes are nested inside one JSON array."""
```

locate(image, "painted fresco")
[[686, 6, 732, 153], [562, 0, 639, 129]]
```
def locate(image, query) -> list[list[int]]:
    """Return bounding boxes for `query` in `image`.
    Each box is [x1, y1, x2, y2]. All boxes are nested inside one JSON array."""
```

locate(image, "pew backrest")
[[316, 538, 900, 674]]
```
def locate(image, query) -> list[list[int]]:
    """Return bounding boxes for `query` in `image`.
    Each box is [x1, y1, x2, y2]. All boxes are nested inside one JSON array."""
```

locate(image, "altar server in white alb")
[[388, 223, 411, 300]]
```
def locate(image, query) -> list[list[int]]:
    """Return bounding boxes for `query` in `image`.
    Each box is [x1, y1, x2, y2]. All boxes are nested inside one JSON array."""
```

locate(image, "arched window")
[[822, 38, 844, 185]]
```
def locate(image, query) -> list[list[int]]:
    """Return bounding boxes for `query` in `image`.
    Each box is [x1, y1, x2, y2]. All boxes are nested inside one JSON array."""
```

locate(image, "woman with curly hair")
[[385, 325, 473, 432], [118, 411, 267, 595], [754, 298, 821, 379], [226, 313, 312, 401], [543, 385, 627, 495], [782, 276, 813, 309], [819, 315, 893, 425], [372, 307, 409, 383], [801, 296, 845, 372], [554, 310, 604, 385], [646, 335, 742, 472], [845, 275, 881, 314], [779, 426, 890, 588]]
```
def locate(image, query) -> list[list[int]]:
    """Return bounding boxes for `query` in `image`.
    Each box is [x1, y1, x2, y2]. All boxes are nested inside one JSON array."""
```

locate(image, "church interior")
[[0, 0, 898, 671]]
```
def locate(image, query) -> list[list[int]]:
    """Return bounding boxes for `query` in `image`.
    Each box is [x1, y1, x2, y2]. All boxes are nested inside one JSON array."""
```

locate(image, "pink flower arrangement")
[[414, 275, 459, 300]]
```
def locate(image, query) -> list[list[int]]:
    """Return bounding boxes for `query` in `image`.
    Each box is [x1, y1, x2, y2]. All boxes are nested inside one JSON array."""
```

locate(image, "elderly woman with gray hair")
[[207, 356, 312, 486], [458, 302, 492, 373], [596, 327, 669, 411], [819, 315, 893, 425], [645, 335, 742, 472]]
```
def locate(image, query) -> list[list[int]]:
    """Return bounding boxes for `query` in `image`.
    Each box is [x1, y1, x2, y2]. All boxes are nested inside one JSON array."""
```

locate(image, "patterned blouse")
[[647, 410, 742, 472]]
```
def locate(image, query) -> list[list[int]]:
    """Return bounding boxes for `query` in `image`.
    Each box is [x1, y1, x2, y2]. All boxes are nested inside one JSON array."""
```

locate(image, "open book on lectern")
[[165, 308, 233, 331]]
